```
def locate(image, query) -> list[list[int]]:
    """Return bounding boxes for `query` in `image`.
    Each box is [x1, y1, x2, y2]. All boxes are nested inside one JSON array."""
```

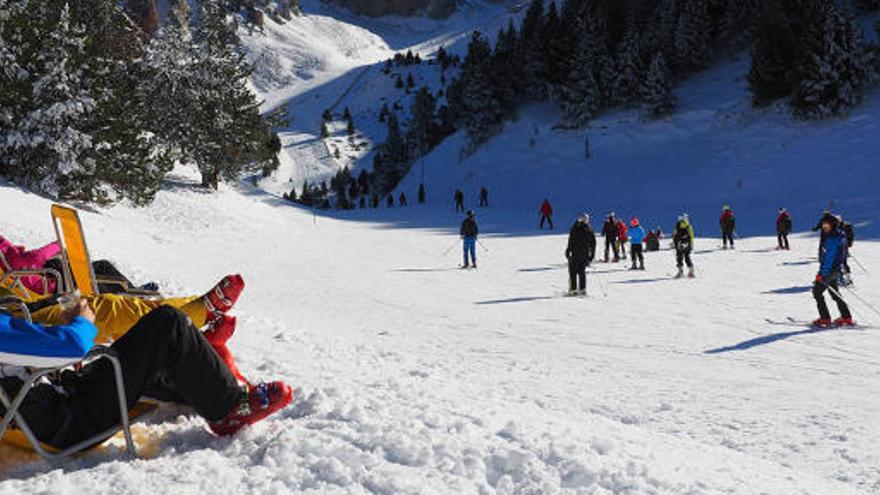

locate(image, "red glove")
[[815, 274, 823, 284]]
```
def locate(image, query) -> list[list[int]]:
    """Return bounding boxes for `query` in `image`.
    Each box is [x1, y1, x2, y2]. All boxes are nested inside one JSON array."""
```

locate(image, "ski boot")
[[812, 318, 834, 328], [209, 381, 293, 436], [834, 317, 856, 328], [674, 267, 684, 279], [687, 267, 695, 278]]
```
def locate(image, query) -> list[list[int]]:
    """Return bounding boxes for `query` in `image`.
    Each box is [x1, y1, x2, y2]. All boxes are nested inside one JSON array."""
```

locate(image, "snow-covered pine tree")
[[674, 0, 711, 75], [792, 2, 874, 119], [640, 52, 677, 119], [748, 4, 797, 107], [520, 0, 547, 100], [1, 1, 97, 200], [539, 0, 570, 97], [611, 28, 644, 107], [407, 86, 437, 159], [459, 31, 503, 150], [490, 21, 518, 117], [558, 22, 601, 127]]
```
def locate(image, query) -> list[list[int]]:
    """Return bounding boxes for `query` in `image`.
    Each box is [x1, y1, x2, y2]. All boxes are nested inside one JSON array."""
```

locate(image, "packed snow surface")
[[1, 168, 880, 493]]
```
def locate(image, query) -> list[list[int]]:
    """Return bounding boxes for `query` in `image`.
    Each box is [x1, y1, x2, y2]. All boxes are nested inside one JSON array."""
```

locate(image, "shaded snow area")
[[1, 173, 879, 493]]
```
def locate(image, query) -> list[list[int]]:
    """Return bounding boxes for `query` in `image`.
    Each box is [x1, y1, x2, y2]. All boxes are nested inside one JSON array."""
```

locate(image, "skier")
[[645, 227, 662, 252], [359, 196, 366, 209], [616, 217, 629, 258], [628, 217, 646, 270], [460, 210, 479, 269], [812, 209, 836, 259], [673, 214, 695, 278], [539, 199, 554, 229], [399, 192, 408, 207], [812, 217, 854, 327], [371, 194, 379, 208], [418, 183, 426, 204], [602, 213, 619, 262], [565, 213, 596, 295], [386, 194, 394, 208], [479, 187, 489, 207], [454, 189, 465, 213], [839, 216, 855, 277], [719, 205, 736, 249], [776, 207, 792, 250]]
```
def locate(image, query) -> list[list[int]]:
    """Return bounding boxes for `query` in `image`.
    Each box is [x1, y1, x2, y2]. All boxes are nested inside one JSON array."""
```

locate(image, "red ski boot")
[[209, 381, 293, 436], [204, 274, 245, 315], [834, 317, 856, 328], [812, 318, 834, 328]]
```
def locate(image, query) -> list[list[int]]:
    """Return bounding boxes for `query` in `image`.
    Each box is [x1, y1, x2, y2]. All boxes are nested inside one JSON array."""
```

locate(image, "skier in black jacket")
[[565, 213, 596, 295], [602, 213, 619, 263], [460, 211, 479, 269]]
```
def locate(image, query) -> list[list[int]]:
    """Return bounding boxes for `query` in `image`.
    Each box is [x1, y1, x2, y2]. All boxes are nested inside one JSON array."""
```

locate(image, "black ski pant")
[[676, 249, 693, 268], [540, 215, 553, 229], [722, 230, 735, 248], [455, 200, 464, 213], [568, 258, 587, 292], [630, 243, 644, 268], [814, 276, 851, 320], [777, 233, 789, 250], [479, 197, 488, 207], [619, 240, 626, 257], [3, 306, 240, 449], [604, 237, 619, 262]]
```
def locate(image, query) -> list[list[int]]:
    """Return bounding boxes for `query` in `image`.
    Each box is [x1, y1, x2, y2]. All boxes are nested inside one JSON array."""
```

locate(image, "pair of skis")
[[764, 317, 871, 330]]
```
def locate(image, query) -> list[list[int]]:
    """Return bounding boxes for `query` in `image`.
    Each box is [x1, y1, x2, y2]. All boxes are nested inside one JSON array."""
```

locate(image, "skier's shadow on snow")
[[704, 327, 833, 354], [779, 261, 812, 266], [518, 264, 566, 273], [762, 285, 812, 295], [476, 296, 554, 305], [392, 268, 464, 273], [611, 277, 672, 285]]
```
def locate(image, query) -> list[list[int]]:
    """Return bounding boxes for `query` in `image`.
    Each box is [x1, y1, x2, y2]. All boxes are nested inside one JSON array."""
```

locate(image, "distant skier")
[[673, 214, 695, 278], [387, 194, 394, 208], [616, 218, 628, 258], [565, 213, 596, 295], [479, 187, 489, 207], [628, 218, 646, 270], [454, 189, 465, 213], [460, 210, 479, 269], [720, 205, 736, 249], [539, 198, 554, 229], [602, 213, 619, 263], [644, 229, 660, 252], [359, 196, 366, 209], [839, 216, 855, 277], [399, 192, 407, 207], [418, 183, 426, 204], [371, 194, 379, 208], [776, 207, 792, 250], [812, 217, 853, 327]]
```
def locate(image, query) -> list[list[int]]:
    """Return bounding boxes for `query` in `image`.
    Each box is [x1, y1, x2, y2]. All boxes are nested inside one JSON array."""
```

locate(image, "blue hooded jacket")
[[0, 315, 97, 368], [628, 225, 646, 245], [820, 230, 848, 277]]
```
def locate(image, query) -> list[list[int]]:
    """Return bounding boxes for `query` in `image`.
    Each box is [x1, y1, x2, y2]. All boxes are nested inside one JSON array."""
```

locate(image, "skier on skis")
[[399, 192, 408, 207], [602, 213, 619, 262], [719, 205, 736, 249], [539, 199, 554, 229], [617, 217, 629, 258], [628, 217, 646, 270], [454, 189, 465, 213], [812, 217, 854, 327], [673, 214, 695, 278], [479, 187, 489, 207], [776, 207, 792, 250], [565, 213, 596, 295], [460, 210, 479, 269], [418, 183, 426, 204]]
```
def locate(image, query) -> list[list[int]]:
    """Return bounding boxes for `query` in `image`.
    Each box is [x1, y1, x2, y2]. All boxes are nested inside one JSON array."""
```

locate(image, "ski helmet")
[[466, 210, 475, 217], [578, 213, 590, 223]]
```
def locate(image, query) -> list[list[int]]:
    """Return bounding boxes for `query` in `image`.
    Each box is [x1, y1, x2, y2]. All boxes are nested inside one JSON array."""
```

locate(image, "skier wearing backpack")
[[539, 199, 554, 229], [460, 210, 479, 269], [628, 218, 646, 270], [565, 213, 596, 295], [673, 214, 695, 278], [839, 216, 855, 276], [776, 207, 792, 250], [602, 213, 619, 262], [812, 218, 854, 327], [616, 218, 629, 258], [719, 205, 736, 249]]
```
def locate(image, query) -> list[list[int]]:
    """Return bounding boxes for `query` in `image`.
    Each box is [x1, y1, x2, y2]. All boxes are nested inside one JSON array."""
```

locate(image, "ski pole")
[[849, 253, 870, 275], [591, 267, 608, 297], [834, 283, 880, 319], [442, 239, 460, 256], [477, 239, 490, 252]]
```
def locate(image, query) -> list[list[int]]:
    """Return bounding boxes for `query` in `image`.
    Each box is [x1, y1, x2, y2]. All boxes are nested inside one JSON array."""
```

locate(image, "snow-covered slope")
[[1, 171, 879, 493]]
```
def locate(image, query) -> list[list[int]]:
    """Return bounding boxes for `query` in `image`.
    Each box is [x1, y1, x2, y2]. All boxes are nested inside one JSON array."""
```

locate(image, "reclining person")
[[0, 300, 292, 448]]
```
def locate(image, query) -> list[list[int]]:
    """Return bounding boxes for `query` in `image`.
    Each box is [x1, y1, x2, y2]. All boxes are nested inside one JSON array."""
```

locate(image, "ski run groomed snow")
[[2, 1, 880, 494]]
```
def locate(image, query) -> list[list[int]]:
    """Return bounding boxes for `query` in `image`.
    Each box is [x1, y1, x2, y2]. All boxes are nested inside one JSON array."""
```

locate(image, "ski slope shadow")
[[704, 327, 834, 354], [762, 285, 813, 295], [611, 277, 673, 285], [475, 296, 554, 305], [780, 260, 813, 266]]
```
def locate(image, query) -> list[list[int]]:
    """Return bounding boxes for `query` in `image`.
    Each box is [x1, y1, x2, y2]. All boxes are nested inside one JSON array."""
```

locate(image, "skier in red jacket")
[[539, 199, 554, 229]]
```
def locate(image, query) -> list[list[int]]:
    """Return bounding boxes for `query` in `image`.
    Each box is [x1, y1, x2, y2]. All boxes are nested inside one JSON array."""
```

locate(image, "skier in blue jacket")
[[812, 218, 853, 327], [628, 218, 647, 270], [460, 210, 479, 269], [0, 301, 292, 447]]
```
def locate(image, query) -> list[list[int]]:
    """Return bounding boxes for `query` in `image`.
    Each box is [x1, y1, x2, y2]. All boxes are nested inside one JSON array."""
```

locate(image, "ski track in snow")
[[1, 177, 879, 493]]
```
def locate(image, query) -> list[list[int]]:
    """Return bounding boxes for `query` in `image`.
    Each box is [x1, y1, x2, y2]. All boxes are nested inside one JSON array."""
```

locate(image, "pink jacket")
[[0, 236, 61, 295]]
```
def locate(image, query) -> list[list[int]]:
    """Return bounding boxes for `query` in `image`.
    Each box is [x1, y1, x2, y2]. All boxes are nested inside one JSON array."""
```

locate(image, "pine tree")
[[611, 28, 644, 106], [641, 52, 677, 119], [748, 5, 797, 107], [559, 24, 601, 127], [406, 73, 415, 89], [347, 116, 355, 135], [407, 86, 437, 158], [674, 0, 711, 74], [459, 31, 503, 149], [520, 0, 547, 100], [342, 106, 351, 120], [322, 108, 332, 121], [490, 22, 518, 117], [792, 2, 874, 119]]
